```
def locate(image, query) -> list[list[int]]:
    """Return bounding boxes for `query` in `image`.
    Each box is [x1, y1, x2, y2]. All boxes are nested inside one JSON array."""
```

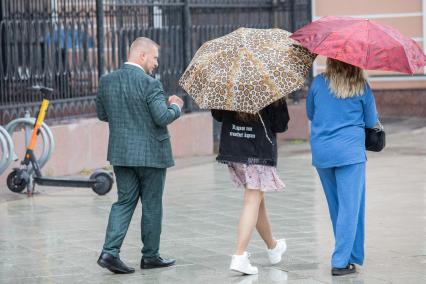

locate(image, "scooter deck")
[[34, 176, 96, 188]]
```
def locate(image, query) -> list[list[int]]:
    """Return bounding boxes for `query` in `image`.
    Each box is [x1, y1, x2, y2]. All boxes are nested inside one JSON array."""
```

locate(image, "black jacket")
[[212, 100, 290, 166]]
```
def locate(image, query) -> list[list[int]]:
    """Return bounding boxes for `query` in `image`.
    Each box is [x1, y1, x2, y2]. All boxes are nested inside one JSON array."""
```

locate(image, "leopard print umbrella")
[[179, 27, 315, 113]]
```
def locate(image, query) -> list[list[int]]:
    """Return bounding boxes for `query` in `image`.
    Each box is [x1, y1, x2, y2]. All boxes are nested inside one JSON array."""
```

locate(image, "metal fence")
[[0, 0, 311, 124]]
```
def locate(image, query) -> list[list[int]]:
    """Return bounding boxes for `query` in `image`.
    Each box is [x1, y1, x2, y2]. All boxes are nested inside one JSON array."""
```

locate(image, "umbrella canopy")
[[290, 16, 426, 74], [179, 27, 315, 113]]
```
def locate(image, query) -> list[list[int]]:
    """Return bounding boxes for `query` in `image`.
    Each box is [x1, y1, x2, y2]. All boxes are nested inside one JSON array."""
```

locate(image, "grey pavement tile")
[[0, 264, 89, 282]]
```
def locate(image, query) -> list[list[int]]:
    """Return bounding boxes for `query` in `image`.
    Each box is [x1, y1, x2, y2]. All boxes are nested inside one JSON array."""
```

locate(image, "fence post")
[[182, 0, 192, 112], [96, 0, 105, 77], [272, 0, 280, 28], [289, 0, 301, 104], [290, 0, 296, 32], [183, 0, 192, 67]]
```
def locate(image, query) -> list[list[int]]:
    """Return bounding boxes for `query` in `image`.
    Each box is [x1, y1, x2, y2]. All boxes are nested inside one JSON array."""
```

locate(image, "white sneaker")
[[267, 239, 287, 265], [230, 252, 258, 275]]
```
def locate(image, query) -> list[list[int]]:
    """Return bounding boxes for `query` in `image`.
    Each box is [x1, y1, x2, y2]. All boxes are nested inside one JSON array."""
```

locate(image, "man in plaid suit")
[[96, 37, 184, 274]]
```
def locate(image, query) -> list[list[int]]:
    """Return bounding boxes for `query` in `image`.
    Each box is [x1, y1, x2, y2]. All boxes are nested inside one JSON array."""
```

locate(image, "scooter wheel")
[[90, 171, 114, 195], [7, 169, 28, 193]]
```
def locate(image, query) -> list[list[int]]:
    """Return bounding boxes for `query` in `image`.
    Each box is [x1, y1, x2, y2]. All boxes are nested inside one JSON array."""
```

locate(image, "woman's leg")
[[235, 188, 264, 255], [349, 168, 366, 266], [332, 162, 365, 268], [316, 167, 338, 237], [256, 197, 276, 249]]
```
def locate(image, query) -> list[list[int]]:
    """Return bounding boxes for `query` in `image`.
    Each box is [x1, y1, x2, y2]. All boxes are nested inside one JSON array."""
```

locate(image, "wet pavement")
[[0, 117, 425, 284]]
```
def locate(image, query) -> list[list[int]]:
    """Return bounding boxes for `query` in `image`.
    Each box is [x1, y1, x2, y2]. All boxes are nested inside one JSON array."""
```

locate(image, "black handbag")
[[365, 124, 385, 152]]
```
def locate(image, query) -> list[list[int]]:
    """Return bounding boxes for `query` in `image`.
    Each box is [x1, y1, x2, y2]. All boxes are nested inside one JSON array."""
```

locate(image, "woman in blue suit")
[[306, 58, 378, 276]]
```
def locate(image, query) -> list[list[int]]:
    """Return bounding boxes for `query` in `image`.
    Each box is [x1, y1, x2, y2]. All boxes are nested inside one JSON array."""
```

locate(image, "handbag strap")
[[376, 120, 384, 130]]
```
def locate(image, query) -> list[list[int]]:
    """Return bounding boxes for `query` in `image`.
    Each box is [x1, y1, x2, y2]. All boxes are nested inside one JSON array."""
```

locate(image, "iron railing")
[[0, 0, 311, 124]]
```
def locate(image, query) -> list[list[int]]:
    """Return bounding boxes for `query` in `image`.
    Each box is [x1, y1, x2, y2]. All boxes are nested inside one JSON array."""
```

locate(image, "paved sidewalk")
[[0, 117, 425, 283]]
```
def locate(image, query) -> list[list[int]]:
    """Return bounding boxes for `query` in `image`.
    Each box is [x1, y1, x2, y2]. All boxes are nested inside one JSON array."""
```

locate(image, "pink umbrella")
[[290, 16, 426, 74]]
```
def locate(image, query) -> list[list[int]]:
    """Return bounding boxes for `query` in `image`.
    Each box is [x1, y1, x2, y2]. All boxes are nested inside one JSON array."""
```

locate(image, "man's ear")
[[139, 52, 146, 62]]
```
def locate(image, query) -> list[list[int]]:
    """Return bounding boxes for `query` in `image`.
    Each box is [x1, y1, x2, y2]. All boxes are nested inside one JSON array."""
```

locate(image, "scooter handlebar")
[[30, 85, 54, 96]]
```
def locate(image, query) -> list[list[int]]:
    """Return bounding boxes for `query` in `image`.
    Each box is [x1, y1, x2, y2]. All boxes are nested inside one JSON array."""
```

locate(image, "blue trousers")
[[316, 162, 365, 268]]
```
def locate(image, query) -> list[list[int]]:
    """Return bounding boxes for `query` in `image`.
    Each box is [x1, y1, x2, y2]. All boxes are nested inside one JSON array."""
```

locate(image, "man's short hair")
[[130, 37, 160, 54]]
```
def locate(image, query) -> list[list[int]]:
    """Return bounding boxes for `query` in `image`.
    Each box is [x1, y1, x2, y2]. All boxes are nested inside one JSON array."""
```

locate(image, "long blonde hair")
[[324, 58, 367, 99]]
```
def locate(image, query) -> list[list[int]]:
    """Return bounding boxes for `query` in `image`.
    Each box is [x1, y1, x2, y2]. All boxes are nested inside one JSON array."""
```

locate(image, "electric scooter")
[[6, 86, 114, 196]]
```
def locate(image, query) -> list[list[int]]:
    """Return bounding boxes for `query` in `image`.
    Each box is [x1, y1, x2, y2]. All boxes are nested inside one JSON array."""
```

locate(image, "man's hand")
[[168, 95, 184, 109]]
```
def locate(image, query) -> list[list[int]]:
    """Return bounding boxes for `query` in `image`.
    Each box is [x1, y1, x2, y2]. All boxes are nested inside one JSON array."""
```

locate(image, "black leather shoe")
[[331, 263, 356, 276], [140, 256, 176, 269], [97, 252, 135, 274]]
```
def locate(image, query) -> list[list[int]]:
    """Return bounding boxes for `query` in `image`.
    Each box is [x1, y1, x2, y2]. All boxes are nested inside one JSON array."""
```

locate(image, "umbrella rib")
[[242, 48, 281, 103], [364, 22, 404, 72], [309, 31, 335, 54], [334, 22, 368, 64], [398, 44, 417, 73], [367, 24, 413, 73], [361, 20, 420, 73], [225, 49, 242, 110], [365, 20, 370, 70], [392, 33, 423, 73]]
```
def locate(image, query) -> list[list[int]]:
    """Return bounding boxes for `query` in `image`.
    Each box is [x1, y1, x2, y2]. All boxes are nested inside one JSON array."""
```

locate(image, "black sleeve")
[[270, 100, 290, 133], [211, 109, 224, 122]]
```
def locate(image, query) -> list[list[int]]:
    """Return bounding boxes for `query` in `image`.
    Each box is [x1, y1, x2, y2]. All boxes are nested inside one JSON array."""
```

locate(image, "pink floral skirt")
[[227, 162, 285, 192]]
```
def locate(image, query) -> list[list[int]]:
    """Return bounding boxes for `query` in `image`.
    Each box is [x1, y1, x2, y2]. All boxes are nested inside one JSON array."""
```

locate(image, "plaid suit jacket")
[[96, 64, 181, 168]]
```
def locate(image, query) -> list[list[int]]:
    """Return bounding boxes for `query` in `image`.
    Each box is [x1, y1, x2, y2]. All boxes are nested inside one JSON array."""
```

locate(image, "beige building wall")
[[312, 0, 426, 90]]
